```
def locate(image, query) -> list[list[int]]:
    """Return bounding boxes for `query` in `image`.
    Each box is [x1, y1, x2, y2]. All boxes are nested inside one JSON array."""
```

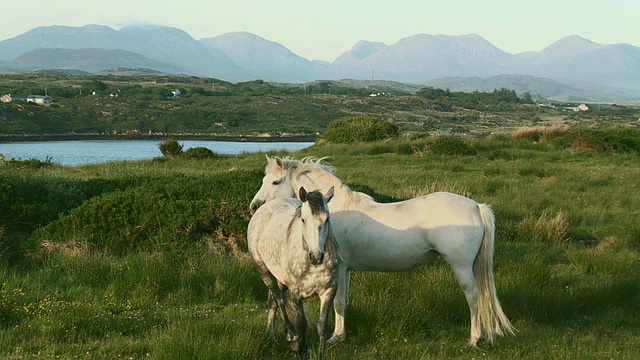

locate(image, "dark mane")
[[305, 190, 327, 216], [287, 205, 302, 240]]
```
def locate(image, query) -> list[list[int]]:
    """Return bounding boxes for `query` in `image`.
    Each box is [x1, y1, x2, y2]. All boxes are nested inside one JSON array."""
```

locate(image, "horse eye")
[[301, 218, 306, 224], [272, 179, 282, 185]]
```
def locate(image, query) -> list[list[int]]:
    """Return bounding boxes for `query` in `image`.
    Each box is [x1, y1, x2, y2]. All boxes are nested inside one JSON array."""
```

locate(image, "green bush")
[[158, 139, 184, 157], [320, 116, 399, 143], [33, 189, 220, 254], [181, 147, 218, 160], [29, 170, 262, 255], [0, 156, 54, 169], [555, 128, 640, 153], [0, 171, 85, 263], [429, 136, 477, 156]]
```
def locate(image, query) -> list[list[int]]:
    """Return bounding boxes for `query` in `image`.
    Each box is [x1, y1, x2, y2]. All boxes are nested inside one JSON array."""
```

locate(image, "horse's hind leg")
[[257, 269, 299, 342], [267, 290, 277, 340], [450, 263, 481, 346]]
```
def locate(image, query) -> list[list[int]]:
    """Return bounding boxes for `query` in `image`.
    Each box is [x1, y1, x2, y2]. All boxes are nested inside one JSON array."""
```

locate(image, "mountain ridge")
[[1, 25, 639, 100]]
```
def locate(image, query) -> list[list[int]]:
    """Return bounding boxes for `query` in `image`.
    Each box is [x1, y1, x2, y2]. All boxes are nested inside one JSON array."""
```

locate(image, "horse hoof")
[[327, 334, 345, 345]]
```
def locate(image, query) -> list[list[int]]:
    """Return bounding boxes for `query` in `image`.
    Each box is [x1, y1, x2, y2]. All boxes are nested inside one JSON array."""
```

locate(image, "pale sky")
[[1, 0, 638, 62]]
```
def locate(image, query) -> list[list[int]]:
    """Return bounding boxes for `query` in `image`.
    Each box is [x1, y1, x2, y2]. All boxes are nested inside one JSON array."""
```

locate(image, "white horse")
[[249, 156, 515, 346], [248, 186, 338, 359]]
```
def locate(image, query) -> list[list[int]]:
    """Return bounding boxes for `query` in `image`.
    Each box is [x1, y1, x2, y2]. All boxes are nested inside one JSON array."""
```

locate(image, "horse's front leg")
[[317, 286, 337, 359], [328, 265, 349, 344]]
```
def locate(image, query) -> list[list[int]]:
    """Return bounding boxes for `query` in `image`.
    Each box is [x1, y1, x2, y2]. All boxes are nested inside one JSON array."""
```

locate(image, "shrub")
[[1, 156, 54, 169], [181, 147, 218, 160], [320, 116, 399, 143], [0, 171, 85, 263], [555, 128, 640, 153], [429, 136, 476, 156], [158, 139, 183, 157], [29, 170, 262, 255]]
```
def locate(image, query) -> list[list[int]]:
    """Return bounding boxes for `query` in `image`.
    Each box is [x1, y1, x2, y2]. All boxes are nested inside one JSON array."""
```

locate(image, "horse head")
[[250, 156, 296, 214], [299, 186, 334, 265]]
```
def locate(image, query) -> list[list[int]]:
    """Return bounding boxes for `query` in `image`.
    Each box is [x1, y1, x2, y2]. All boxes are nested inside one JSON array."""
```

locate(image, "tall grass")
[[2, 128, 639, 359]]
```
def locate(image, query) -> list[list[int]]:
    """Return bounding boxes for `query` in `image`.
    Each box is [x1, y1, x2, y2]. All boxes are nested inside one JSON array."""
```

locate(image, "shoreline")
[[0, 133, 318, 143]]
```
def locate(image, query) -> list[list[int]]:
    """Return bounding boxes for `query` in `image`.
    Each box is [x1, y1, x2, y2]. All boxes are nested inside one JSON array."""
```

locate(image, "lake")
[[0, 140, 314, 166]]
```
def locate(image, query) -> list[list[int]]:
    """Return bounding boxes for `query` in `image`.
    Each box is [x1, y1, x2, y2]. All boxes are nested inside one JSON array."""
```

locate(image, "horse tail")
[[282, 289, 308, 356], [474, 203, 516, 343]]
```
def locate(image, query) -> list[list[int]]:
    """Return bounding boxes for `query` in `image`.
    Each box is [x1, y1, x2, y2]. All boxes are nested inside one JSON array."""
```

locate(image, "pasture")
[[1, 129, 639, 359]]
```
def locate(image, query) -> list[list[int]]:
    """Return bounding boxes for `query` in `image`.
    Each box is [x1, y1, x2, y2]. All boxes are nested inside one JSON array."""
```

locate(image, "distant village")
[[2, 90, 590, 112], [1, 88, 183, 105], [1, 94, 53, 105], [538, 103, 589, 112]]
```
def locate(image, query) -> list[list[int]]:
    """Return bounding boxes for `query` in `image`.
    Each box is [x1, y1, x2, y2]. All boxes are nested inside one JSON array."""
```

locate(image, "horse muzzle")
[[249, 199, 264, 215], [309, 252, 324, 265]]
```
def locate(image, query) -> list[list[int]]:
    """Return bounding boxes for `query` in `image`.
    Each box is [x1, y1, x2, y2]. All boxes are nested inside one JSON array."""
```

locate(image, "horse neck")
[[289, 169, 356, 211], [285, 216, 310, 258]]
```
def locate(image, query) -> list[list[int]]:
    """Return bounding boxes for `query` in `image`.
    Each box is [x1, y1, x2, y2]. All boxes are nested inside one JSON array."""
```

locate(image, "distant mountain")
[[334, 34, 513, 84], [0, 24, 253, 81], [0, 25, 122, 61], [513, 35, 640, 91], [331, 41, 388, 79], [424, 74, 640, 101], [6, 48, 186, 74], [200, 32, 330, 82], [333, 41, 388, 66], [1, 25, 639, 100]]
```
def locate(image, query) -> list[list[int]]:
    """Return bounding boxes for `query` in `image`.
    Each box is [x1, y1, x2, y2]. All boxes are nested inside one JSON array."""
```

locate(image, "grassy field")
[[1, 129, 639, 359]]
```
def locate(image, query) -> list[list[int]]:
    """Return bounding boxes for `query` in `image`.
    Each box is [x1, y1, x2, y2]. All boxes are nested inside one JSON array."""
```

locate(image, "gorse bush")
[[320, 116, 399, 143], [34, 189, 220, 254], [29, 169, 261, 255], [181, 146, 219, 160], [158, 139, 184, 157], [429, 136, 477, 156], [1, 172, 85, 263], [555, 127, 640, 153]]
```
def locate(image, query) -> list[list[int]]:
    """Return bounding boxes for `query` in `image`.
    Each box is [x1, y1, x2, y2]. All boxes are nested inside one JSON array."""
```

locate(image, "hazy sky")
[[2, 0, 638, 61]]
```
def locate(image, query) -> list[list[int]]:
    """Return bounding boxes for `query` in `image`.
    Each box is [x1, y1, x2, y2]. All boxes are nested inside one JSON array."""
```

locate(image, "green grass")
[[1, 130, 640, 359]]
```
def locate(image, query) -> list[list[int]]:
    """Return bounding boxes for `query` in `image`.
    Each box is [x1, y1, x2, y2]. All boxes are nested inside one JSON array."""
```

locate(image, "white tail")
[[474, 204, 516, 344]]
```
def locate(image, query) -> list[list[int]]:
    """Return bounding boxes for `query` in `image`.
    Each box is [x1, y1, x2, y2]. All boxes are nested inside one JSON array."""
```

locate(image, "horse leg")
[[267, 289, 277, 341], [284, 291, 308, 358], [328, 265, 349, 344], [257, 269, 299, 342], [450, 263, 481, 347], [317, 287, 337, 360]]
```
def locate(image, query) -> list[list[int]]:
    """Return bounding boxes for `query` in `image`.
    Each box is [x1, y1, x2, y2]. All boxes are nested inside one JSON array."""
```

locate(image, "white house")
[[26, 95, 53, 105], [170, 89, 181, 98], [2, 94, 52, 104], [1, 94, 27, 102]]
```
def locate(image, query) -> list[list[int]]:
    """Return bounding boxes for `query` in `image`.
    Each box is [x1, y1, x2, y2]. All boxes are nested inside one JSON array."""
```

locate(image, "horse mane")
[[287, 205, 303, 240], [279, 157, 374, 206]]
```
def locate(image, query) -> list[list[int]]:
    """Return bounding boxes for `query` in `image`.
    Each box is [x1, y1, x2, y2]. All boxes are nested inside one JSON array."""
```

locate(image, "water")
[[0, 140, 313, 166]]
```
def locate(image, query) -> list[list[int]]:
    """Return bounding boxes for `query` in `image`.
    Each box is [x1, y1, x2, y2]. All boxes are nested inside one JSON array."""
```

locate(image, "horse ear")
[[265, 154, 270, 162], [325, 186, 335, 203], [299, 187, 308, 202], [275, 157, 284, 170]]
